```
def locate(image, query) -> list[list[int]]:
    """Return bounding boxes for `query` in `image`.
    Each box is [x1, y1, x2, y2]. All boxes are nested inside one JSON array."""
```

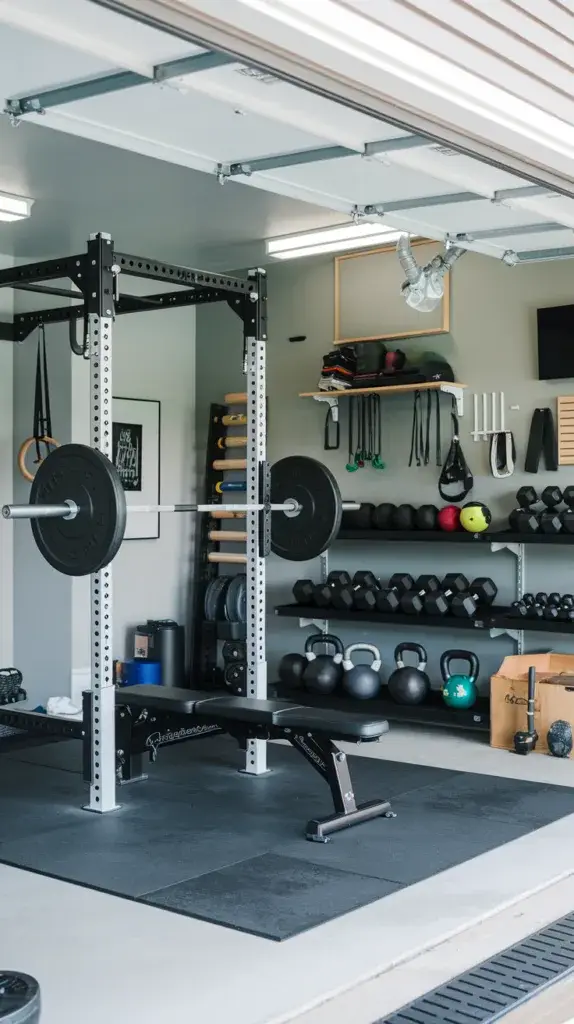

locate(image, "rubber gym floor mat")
[[378, 909, 574, 1024], [142, 852, 400, 940], [0, 737, 574, 939]]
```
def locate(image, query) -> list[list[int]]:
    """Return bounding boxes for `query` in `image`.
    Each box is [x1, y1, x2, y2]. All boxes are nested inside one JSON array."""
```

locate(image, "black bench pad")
[[116, 687, 389, 742]]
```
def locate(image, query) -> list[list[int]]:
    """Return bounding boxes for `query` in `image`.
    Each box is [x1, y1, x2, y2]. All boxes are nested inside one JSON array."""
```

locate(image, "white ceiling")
[[1, 0, 574, 264]]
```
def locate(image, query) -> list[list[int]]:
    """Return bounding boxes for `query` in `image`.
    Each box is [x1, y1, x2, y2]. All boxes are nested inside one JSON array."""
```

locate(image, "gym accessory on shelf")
[[372, 502, 396, 530], [342, 643, 382, 700], [387, 643, 430, 705], [376, 573, 415, 612], [3, 445, 360, 572], [391, 504, 416, 530], [513, 666, 538, 755], [293, 579, 315, 605], [459, 502, 492, 533], [415, 504, 439, 530], [547, 720, 573, 758], [332, 571, 380, 611], [340, 502, 373, 530], [400, 575, 441, 614], [440, 650, 479, 709], [424, 573, 469, 616], [303, 634, 344, 696], [278, 649, 308, 688], [437, 505, 460, 531], [450, 577, 497, 618], [314, 570, 352, 609], [509, 485, 540, 533]]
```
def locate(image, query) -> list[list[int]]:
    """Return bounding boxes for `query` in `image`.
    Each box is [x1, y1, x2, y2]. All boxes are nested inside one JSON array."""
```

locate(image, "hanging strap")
[[525, 407, 558, 473], [33, 325, 52, 462], [435, 390, 442, 466], [438, 400, 474, 501], [490, 430, 516, 478]]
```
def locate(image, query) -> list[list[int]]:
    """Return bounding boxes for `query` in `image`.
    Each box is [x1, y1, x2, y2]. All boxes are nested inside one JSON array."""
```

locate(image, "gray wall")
[[196, 251, 574, 694]]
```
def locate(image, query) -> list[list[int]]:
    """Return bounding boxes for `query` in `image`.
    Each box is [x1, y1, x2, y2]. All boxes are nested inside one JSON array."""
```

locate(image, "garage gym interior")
[[3, 4, 574, 1024]]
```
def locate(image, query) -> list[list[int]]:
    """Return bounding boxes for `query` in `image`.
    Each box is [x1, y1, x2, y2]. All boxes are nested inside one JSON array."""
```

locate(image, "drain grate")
[[377, 910, 574, 1024]]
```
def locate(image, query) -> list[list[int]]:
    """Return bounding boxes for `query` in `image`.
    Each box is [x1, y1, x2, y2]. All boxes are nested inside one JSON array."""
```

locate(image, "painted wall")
[[196, 251, 574, 694], [0, 255, 13, 669]]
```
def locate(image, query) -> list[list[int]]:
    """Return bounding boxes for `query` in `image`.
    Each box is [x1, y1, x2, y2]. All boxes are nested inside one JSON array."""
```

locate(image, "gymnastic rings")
[[17, 436, 60, 482]]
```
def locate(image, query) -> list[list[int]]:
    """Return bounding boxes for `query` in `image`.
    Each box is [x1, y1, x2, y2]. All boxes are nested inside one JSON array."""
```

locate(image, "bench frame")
[[82, 692, 392, 841]]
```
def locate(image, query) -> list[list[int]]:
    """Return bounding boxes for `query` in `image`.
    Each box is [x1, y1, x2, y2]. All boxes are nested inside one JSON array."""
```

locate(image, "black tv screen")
[[538, 304, 574, 380]]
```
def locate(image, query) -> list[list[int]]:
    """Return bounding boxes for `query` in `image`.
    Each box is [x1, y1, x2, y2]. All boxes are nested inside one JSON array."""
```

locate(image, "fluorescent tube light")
[[267, 222, 401, 259], [0, 192, 34, 222]]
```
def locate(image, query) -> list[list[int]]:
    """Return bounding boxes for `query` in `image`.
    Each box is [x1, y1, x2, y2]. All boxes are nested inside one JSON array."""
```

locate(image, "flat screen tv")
[[538, 304, 574, 380]]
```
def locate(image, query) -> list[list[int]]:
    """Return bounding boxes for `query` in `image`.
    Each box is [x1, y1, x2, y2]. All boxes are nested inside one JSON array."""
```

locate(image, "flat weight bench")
[[114, 686, 392, 842]]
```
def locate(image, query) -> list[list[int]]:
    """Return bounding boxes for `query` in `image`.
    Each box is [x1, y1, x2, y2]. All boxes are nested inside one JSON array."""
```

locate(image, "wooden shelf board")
[[299, 381, 467, 398]]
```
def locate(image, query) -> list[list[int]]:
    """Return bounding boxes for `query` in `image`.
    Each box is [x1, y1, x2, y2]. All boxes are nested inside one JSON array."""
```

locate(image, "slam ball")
[[460, 502, 492, 533], [437, 505, 460, 532]]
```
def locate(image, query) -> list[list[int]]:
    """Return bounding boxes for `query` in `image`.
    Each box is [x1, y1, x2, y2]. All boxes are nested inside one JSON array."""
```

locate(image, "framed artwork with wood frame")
[[334, 238, 450, 345]]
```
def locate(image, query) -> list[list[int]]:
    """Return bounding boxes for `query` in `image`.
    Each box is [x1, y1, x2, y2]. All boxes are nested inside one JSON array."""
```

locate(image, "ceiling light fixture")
[[0, 191, 34, 223], [267, 221, 402, 259]]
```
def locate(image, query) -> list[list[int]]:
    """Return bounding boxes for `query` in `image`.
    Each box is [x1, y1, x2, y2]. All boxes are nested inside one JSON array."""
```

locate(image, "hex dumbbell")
[[424, 573, 469, 616], [332, 571, 380, 611], [539, 487, 563, 534], [451, 577, 498, 618], [375, 573, 414, 613], [509, 486, 539, 533], [400, 575, 441, 615], [313, 570, 352, 608], [559, 487, 574, 533], [293, 579, 315, 605]]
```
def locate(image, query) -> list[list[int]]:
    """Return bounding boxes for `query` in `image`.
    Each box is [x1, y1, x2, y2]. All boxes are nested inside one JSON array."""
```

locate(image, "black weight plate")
[[225, 573, 246, 622], [224, 661, 246, 696], [270, 456, 342, 561], [222, 640, 247, 663], [30, 444, 126, 577], [204, 575, 231, 622], [236, 574, 246, 623]]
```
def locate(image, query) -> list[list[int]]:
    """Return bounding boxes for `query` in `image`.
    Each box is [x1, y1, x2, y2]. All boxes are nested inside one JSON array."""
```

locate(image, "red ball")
[[438, 505, 461, 532]]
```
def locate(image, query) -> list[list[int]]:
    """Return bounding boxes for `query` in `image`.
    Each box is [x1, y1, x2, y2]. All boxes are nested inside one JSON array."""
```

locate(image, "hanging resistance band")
[[17, 325, 59, 482]]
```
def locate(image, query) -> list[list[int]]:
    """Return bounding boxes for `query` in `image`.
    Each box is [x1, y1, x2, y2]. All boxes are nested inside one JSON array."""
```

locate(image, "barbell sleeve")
[[2, 501, 78, 520]]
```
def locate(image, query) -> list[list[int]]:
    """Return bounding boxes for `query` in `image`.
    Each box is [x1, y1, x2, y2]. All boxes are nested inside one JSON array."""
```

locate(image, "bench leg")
[[288, 734, 392, 842]]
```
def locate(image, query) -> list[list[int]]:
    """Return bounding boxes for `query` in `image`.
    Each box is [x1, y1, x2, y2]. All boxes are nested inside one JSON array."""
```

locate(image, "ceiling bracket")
[[215, 163, 231, 185]]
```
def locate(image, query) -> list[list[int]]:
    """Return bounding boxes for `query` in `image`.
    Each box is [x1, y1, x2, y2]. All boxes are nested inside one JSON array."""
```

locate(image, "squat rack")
[[0, 231, 269, 811]]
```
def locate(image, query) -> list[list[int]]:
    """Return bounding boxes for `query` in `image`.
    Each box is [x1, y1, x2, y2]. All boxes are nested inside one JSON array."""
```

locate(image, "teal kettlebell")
[[440, 649, 479, 709]]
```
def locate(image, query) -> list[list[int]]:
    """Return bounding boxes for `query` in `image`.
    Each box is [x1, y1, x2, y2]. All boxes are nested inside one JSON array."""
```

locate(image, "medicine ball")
[[460, 502, 492, 534], [372, 502, 396, 530], [437, 505, 460, 532], [392, 504, 416, 530], [415, 504, 439, 530]]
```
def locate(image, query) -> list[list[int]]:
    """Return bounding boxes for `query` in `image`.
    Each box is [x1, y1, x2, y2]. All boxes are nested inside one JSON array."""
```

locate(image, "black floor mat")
[[0, 735, 573, 940]]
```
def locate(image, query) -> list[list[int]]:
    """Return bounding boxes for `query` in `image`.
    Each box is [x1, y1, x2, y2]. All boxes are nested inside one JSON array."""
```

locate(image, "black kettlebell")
[[342, 643, 382, 699], [303, 633, 344, 695], [278, 651, 307, 688], [547, 720, 573, 758], [387, 642, 430, 705]]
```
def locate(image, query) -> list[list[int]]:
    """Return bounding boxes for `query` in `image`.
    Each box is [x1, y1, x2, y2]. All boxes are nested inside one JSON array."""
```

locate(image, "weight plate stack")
[[223, 661, 247, 696], [204, 576, 232, 622], [225, 574, 246, 623]]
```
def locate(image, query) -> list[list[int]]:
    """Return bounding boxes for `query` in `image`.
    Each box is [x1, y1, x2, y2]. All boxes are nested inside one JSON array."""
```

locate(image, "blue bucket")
[[124, 659, 162, 687]]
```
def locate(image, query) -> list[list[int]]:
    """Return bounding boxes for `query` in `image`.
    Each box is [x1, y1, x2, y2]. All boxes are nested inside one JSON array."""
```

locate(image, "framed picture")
[[334, 238, 450, 344], [112, 397, 160, 540]]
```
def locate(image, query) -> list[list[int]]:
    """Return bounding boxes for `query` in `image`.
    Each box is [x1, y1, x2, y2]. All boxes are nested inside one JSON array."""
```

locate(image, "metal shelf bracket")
[[312, 394, 339, 419], [490, 541, 521, 557], [440, 383, 464, 416], [490, 627, 522, 643]]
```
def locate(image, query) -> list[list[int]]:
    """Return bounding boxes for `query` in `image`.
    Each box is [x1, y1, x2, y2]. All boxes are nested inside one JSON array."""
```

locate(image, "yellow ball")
[[459, 502, 491, 533]]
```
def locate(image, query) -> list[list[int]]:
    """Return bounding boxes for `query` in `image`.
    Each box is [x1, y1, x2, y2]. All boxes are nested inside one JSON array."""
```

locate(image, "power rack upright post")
[[0, 232, 268, 808]]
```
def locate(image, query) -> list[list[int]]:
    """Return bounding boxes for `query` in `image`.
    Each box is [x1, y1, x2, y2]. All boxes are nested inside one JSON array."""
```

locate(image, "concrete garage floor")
[[1, 724, 574, 1024]]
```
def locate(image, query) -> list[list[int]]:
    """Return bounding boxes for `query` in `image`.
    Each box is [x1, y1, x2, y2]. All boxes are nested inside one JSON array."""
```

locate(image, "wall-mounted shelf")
[[336, 529, 574, 546], [300, 381, 466, 415], [273, 683, 490, 733]]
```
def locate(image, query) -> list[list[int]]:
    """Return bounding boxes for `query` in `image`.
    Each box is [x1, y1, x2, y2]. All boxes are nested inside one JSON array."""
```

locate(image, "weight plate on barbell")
[[270, 456, 342, 561], [30, 444, 127, 576]]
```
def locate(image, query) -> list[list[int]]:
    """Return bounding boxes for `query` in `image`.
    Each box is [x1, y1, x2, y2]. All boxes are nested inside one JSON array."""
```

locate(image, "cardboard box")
[[490, 653, 574, 756]]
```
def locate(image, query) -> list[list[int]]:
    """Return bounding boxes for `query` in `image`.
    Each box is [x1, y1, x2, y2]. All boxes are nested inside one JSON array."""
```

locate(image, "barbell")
[[2, 444, 356, 576]]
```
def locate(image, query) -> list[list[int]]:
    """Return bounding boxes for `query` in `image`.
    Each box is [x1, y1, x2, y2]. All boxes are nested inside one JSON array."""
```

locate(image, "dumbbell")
[[332, 571, 380, 611], [521, 593, 544, 619], [539, 486, 563, 534], [424, 573, 469, 616], [559, 595, 574, 622], [509, 486, 539, 533], [400, 575, 441, 615], [375, 573, 414, 612], [293, 579, 315, 605], [313, 571, 352, 609], [451, 577, 498, 618], [557, 487, 574, 533]]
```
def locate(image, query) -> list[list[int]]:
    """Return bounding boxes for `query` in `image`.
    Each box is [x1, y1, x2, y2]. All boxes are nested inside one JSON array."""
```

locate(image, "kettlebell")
[[278, 651, 307, 689], [342, 643, 382, 700], [303, 633, 344, 695], [440, 649, 479, 709], [547, 719, 573, 758], [387, 642, 430, 705]]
